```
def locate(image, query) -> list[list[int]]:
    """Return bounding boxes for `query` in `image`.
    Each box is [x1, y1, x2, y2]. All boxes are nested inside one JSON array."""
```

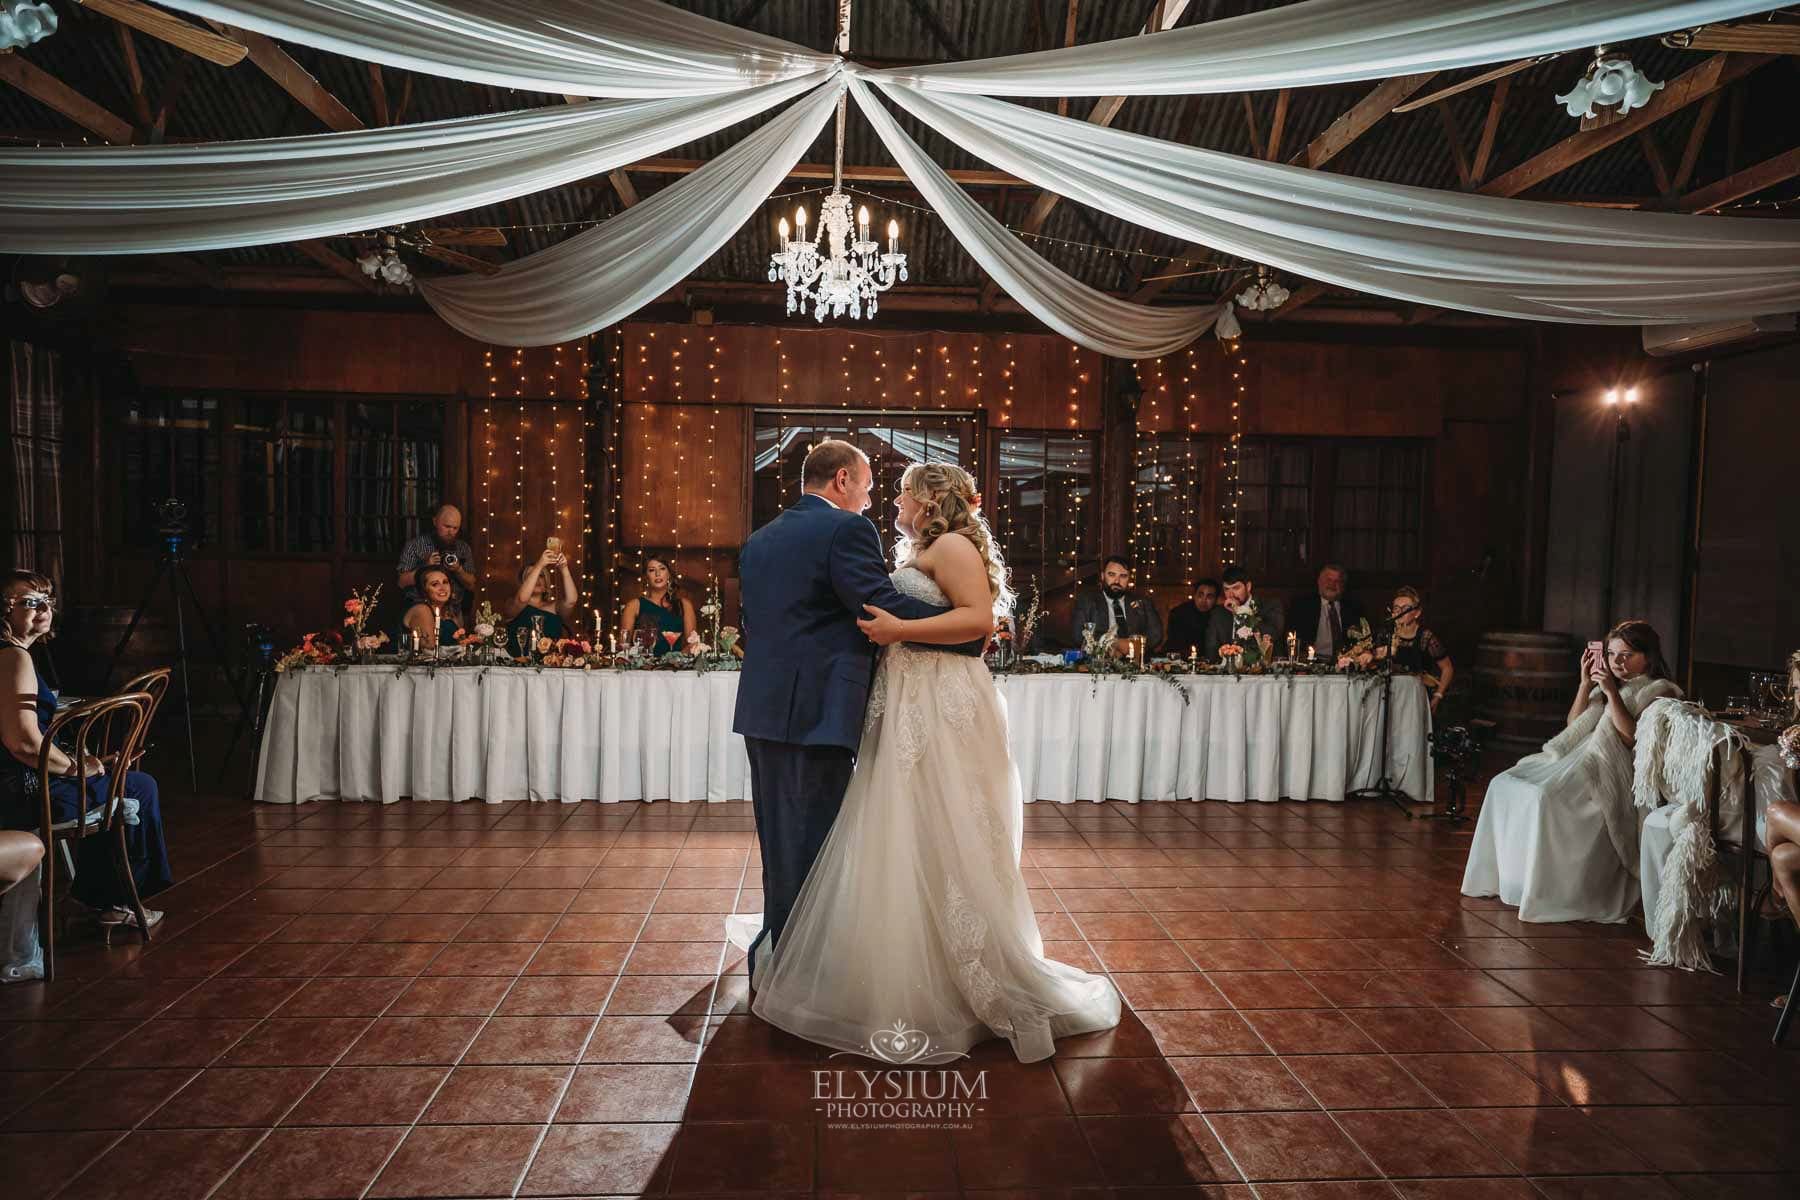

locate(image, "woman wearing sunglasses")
[[1375, 586, 1453, 711], [0, 570, 173, 937]]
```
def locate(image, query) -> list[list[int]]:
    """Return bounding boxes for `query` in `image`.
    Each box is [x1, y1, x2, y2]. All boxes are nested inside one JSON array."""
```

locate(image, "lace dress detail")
[[942, 876, 1015, 1037]]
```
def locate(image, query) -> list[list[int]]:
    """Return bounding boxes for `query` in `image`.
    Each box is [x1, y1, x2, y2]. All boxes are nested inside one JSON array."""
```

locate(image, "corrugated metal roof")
[[3, 1, 1794, 308]]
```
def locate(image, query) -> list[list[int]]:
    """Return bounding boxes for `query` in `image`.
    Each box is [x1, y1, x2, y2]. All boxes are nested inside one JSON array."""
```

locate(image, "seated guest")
[[1766, 651, 1800, 919], [402, 566, 463, 650], [1071, 555, 1163, 650], [0, 830, 43, 894], [1289, 563, 1363, 661], [504, 545, 578, 657], [1208, 565, 1285, 657], [1374, 586, 1453, 711], [0, 570, 173, 933], [1462, 619, 1681, 923], [397, 502, 478, 621], [620, 557, 695, 657], [1162, 577, 1224, 659]]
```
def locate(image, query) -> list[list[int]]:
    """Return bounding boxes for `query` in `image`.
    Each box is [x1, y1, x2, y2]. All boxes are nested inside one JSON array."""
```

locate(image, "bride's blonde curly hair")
[[894, 461, 1013, 619]]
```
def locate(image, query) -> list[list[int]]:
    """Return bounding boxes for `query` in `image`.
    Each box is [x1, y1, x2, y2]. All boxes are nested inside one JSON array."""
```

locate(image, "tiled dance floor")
[[2, 790, 1796, 1199]]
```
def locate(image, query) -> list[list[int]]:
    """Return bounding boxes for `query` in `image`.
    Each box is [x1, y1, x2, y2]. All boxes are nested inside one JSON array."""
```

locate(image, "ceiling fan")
[[73, 0, 248, 66], [345, 227, 507, 289], [1664, 14, 1800, 55]]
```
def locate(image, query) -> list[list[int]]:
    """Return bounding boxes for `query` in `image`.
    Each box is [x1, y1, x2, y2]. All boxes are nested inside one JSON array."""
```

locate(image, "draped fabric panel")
[[161, 0, 833, 97], [847, 77, 1227, 357], [877, 0, 1782, 96], [872, 81, 1800, 324], [418, 80, 841, 346], [0, 74, 831, 255]]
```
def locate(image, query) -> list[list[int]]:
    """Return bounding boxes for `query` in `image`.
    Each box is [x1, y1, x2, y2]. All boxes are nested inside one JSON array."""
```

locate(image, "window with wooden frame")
[[992, 431, 1097, 571], [1234, 436, 1429, 580]]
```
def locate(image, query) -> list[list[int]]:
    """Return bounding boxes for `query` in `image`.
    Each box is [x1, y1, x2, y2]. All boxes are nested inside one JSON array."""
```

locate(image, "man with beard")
[[397, 502, 479, 620], [1206, 565, 1285, 659], [1071, 555, 1163, 651]]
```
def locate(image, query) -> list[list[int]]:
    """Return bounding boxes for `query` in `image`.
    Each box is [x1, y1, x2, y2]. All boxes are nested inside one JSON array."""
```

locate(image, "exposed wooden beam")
[[1274, 281, 1330, 318], [1672, 90, 1721, 194], [1392, 54, 1554, 114], [294, 240, 378, 291], [149, 54, 194, 144], [1679, 144, 1800, 212], [115, 24, 152, 131], [1479, 53, 1771, 198], [1438, 103, 1473, 189], [0, 54, 136, 145], [393, 72, 414, 125], [1469, 76, 1510, 186], [211, 22, 365, 132], [1295, 72, 1436, 170], [1239, 93, 1265, 159], [80, 0, 248, 67], [903, 0, 966, 61], [1637, 129, 1674, 197], [1056, 0, 1080, 119], [1265, 88, 1290, 162], [366, 63, 389, 126], [983, 0, 1192, 309]]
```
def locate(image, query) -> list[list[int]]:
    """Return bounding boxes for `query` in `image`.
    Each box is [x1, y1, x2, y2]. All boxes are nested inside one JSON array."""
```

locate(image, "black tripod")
[[107, 501, 247, 791], [1348, 651, 1418, 818], [218, 624, 278, 798]]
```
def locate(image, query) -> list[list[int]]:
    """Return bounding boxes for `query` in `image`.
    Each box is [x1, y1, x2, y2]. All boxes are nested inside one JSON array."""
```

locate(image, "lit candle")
[[857, 205, 870, 238], [886, 218, 898, 254], [1286, 631, 1297, 660], [778, 216, 789, 250], [592, 608, 601, 638], [795, 205, 807, 238], [431, 606, 441, 648]]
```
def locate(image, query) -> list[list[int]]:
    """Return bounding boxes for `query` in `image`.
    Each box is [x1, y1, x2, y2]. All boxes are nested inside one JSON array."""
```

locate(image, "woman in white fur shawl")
[[1462, 620, 1682, 923]]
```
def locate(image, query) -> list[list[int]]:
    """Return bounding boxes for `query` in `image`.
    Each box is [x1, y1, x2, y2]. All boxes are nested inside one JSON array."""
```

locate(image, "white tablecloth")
[[256, 667, 1431, 806]]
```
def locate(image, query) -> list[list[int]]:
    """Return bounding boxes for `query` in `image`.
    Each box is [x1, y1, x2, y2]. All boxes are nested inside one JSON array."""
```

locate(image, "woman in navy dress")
[[402, 565, 464, 650], [0, 570, 173, 932], [504, 545, 578, 658], [619, 557, 695, 657]]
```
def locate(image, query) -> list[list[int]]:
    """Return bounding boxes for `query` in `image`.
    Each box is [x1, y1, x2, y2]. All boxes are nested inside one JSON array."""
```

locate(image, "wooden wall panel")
[[619, 403, 747, 549]]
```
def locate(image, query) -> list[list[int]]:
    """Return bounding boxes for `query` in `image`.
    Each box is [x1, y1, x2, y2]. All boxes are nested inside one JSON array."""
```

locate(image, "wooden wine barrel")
[[1474, 631, 1577, 751]]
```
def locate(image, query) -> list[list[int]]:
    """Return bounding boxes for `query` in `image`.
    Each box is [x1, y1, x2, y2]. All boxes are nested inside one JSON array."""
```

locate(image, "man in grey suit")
[[1070, 555, 1163, 649]]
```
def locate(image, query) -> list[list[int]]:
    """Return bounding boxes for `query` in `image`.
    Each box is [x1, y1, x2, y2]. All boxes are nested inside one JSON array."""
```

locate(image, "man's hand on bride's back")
[[858, 604, 905, 645]]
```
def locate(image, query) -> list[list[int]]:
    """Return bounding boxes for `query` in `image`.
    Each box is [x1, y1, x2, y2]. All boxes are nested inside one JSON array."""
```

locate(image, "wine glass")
[[663, 631, 681, 651]]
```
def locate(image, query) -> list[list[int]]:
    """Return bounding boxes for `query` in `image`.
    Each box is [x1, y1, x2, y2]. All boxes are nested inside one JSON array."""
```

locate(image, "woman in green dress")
[[619, 557, 695, 657], [505, 545, 578, 657], [402, 565, 463, 649]]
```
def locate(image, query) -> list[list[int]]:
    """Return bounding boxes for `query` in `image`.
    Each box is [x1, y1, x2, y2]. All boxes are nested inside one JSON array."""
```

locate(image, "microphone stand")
[[1347, 621, 1418, 818]]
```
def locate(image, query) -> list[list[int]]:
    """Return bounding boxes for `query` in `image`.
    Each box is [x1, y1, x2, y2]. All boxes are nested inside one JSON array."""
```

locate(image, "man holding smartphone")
[[397, 502, 479, 619]]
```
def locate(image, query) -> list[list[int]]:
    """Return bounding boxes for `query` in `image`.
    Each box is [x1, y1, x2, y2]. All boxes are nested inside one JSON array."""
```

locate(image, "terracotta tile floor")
[[4, 781, 1797, 1200]]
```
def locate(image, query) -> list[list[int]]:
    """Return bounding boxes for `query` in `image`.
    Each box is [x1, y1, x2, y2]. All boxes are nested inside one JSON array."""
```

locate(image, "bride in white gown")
[[728, 462, 1121, 1064]]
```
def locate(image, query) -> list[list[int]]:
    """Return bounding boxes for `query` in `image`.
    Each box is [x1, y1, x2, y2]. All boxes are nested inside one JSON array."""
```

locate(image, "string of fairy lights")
[[480, 322, 1252, 636]]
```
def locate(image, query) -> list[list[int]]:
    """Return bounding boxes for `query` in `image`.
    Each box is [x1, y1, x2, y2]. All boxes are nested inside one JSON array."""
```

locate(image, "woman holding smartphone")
[[1461, 620, 1681, 923]]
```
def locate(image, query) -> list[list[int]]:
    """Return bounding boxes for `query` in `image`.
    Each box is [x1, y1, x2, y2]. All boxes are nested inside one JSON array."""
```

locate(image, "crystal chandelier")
[[769, 83, 906, 320]]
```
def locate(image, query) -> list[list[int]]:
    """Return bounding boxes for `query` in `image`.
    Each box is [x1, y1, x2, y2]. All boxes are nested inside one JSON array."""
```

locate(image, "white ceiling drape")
[[417, 79, 841, 346], [875, 0, 1783, 96], [872, 79, 1800, 324], [847, 75, 1230, 357], [158, 0, 833, 96], [0, 73, 830, 254]]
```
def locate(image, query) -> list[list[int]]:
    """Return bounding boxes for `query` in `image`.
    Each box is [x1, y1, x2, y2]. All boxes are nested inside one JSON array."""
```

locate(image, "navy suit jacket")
[[733, 494, 978, 752]]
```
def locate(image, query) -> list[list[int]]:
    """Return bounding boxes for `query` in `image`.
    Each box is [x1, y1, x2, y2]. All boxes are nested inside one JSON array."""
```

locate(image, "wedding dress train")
[[727, 566, 1121, 1063]]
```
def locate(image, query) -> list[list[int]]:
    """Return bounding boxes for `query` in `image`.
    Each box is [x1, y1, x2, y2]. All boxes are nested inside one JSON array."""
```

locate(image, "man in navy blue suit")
[[733, 439, 964, 987]]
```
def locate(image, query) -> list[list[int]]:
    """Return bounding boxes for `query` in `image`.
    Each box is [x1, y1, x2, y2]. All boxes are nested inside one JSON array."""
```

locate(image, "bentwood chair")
[[1711, 722, 1781, 994], [118, 668, 172, 769], [34, 692, 155, 981]]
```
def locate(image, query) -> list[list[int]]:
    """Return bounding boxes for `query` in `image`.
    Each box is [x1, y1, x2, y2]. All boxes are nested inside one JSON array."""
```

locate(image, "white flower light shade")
[[357, 248, 414, 290], [0, 0, 58, 50], [1556, 56, 1663, 120], [1235, 268, 1290, 312]]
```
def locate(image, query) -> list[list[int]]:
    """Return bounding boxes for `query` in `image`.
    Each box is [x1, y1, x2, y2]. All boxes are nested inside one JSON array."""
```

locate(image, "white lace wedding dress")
[[727, 566, 1121, 1064]]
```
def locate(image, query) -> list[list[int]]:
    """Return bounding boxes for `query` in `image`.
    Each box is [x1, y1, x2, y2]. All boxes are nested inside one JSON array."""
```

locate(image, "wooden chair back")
[[117, 668, 172, 767], [35, 693, 152, 844]]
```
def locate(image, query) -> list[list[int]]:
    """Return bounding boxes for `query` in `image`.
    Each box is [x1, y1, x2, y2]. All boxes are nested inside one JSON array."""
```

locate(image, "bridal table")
[[255, 666, 1432, 806]]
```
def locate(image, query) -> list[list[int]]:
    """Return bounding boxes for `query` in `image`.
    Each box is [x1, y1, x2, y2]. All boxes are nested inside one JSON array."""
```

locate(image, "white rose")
[[474, 623, 494, 638]]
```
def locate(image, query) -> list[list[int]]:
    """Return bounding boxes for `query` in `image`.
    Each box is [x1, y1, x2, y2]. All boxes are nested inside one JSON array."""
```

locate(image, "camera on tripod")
[[154, 497, 190, 554], [243, 622, 277, 670]]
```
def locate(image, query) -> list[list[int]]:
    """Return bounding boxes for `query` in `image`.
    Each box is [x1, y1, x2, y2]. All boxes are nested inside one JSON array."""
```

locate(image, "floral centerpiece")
[[1222, 596, 1275, 668], [274, 628, 343, 672], [540, 637, 597, 668], [454, 599, 509, 661], [1334, 618, 1377, 671], [341, 584, 388, 660]]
